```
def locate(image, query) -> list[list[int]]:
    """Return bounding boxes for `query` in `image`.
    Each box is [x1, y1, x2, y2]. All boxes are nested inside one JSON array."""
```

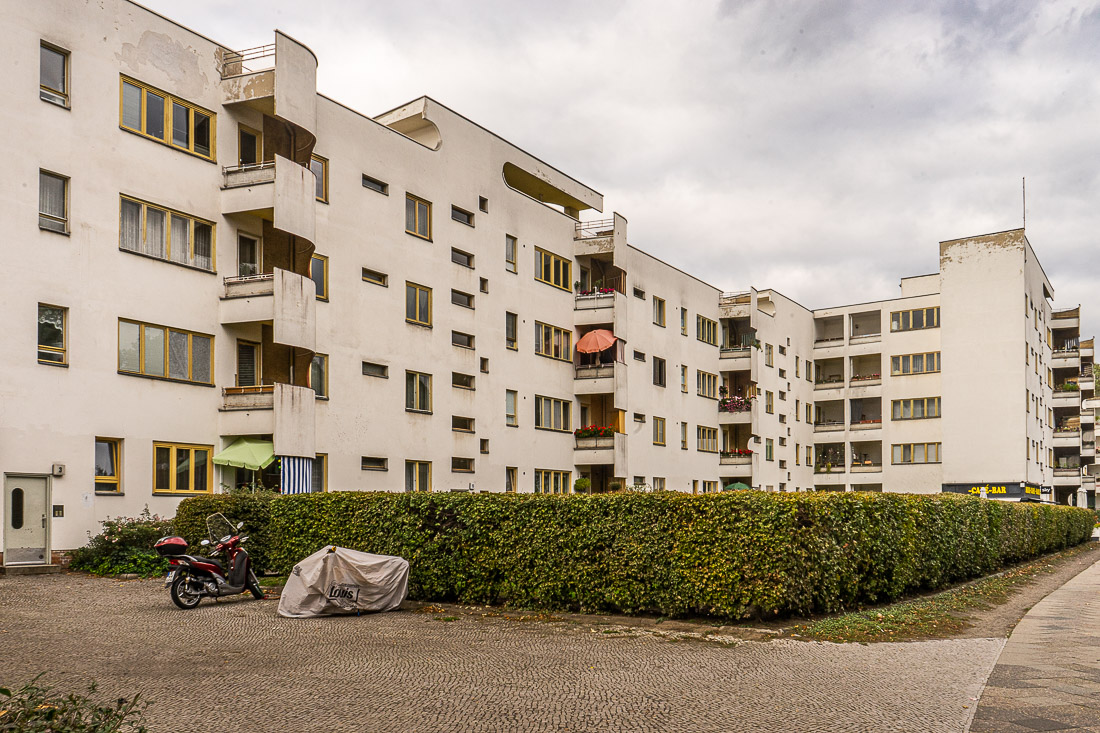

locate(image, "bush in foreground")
[[176, 491, 1094, 619], [69, 509, 173, 577], [0, 676, 149, 732]]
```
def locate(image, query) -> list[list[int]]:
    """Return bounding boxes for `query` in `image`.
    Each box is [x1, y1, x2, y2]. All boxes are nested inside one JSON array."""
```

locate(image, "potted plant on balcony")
[[574, 425, 615, 448]]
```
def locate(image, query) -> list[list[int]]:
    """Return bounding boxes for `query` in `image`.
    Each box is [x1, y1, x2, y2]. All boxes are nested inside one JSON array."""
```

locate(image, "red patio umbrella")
[[576, 329, 617, 353]]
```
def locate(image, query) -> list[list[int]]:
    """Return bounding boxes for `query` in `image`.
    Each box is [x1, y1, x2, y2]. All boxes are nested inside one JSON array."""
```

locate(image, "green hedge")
[[172, 493, 275, 572], [175, 491, 1094, 618]]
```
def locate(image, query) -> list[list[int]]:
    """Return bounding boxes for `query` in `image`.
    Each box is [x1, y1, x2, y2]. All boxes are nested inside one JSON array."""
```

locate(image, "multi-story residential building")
[[0, 1, 1091, 567]]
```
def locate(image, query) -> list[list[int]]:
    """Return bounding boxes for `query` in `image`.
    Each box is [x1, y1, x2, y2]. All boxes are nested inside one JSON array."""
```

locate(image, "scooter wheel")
[[247, 571, 264, 600], [170, 574, 202, 609]]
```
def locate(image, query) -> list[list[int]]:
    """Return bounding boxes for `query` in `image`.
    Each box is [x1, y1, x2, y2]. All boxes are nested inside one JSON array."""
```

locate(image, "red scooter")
[[155, 513, 263, 609]]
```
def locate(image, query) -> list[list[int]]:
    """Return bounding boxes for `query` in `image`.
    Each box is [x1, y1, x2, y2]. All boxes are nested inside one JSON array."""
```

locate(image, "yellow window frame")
[[117, 318, 214, 385], [653, 417, 666, 446], [95, 437, 121, 492], [40, 42, 70, 107], [310, 154, 328, 203], [534, 247, 572, 291], [310, 353, 328, 398], [238, 125, 265, 166], [152, 442, 214, 495], [534, 395, 572, 432], [405, 460, 432, 492], [405, 282, 432, 326], [119, 195, 217, 272], [37, 302, 67, 366], [119, 76, 216, 161], [405, 370, 432, 413], [534, 321, 573, 361], [534, 469, 572, 494], [653, 296, 666, 327], [405, 194, 432, 240], [311, 254, 329, 301], [696, 315, 718, 345], [314, 453, 328, 492]]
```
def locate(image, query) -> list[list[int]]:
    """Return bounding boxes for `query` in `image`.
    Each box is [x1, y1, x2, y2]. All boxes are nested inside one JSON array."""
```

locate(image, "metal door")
[[3, 475, 49, 565]]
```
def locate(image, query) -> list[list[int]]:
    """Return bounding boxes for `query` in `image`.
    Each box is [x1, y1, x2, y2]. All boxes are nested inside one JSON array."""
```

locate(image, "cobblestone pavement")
[[0, 574, 1005, 733], [969, 558, 1100, 733]]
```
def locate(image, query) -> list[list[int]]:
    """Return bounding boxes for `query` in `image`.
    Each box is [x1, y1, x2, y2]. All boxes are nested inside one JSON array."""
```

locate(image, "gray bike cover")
[[277, 545, 409, 618]]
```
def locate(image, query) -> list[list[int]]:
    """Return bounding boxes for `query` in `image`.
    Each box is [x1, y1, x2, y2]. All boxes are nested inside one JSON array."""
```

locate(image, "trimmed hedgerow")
[[171, 493, 275, 572], [175, 491, 1094, 618]]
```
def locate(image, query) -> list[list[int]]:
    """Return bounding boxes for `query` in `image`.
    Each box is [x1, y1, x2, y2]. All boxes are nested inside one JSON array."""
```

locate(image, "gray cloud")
[[149, 0, 1100, 326]]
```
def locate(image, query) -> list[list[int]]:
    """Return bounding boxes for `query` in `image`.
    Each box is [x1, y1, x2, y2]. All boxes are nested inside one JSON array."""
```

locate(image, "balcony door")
[[236, 340, 260, 387], [238, 234, 260, 277]]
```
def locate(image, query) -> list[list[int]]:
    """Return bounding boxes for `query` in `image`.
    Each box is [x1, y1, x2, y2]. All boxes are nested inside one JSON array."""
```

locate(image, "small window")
[[39, 170, 68, 233], [479, 197, 489, 213], [505, 467, 517, 492], [238, 126, 262, 166], [653, 417, 666, 446], [405, 282, 432, 326], [362, 174, 388, 194], [653, 297, 666, 327], [778, 345, 787, 355], [311, 254, 329, 301], [362, 267, 388, 287], [480, 357, 489, 373], [40, 43, 69, 107], [506, 312, 518, 350], [633, 287, 646, 299], [633, 412, 645, 423], [453, 372, 476, 390], [452, 457, 474, 473], [451, 289, 474, 309], [310, 354, 328, 398], [405, 460, 432, 492], [405, 194, 431, 239], [451, 248, 474, 268], [452, 331, 475, 349], [452, 416, 475, 432], [362, 361, 388, 378], [633, 350, 646, 362], [480, 439, 489, 454], [480, 278, 489, 294], [238, 234, 260, 277], [506, 390, 517, 426], [362, 456, 388, 471], [451, 206, 474, 226], [95, 438, 121, 493], [310, 155, 328, 203], [778, 368, 786, 378], [405, 370, 432, 412], [680, 307, 688, 336], [505, 235, 517, 273], [37, 303, 67, 365], [653, 356, 666, 387], [312, 454, 327, 492]]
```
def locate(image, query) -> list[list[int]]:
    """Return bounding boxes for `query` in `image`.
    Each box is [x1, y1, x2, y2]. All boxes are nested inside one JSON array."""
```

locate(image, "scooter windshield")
[[206, 513, 237, 544]]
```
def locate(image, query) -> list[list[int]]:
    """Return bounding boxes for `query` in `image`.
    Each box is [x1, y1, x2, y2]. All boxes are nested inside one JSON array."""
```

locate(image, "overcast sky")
[[146, 0, 1099, 329]]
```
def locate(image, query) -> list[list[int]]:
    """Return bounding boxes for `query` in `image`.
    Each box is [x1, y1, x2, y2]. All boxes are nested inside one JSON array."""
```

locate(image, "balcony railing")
[[850, 374, 882, 384], [850, 462, 883, 472], [223, 161, 276, 189], [814, 420, 845, 431], [575, 363, 614, 380], [849, 418, 883, 429], [223, 272, 274, 298], [814, 336, 844, 346], [220, 43, 276, 78], [719, 453, 752, 465], [1054, 467, 1081, 476], [575, 292, 616, 311], [815, 376, 844, 389], [575, 219, 615, 240], [222, 384, 275, 410], [574, 435, 614, 450], [718, 398, 753, 413]]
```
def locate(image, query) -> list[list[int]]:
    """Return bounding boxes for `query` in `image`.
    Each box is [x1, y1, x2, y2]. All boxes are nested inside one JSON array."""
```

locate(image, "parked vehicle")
[[154, 513, 263, 609]]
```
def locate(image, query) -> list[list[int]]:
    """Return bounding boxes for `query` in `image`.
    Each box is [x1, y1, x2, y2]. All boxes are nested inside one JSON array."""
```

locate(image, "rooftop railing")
[[220, 44, 276, 78], [575, 219, 615, 240]]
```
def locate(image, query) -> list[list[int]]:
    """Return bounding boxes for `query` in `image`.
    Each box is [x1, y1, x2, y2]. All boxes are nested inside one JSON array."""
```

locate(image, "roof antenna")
[[1022, 177, 1026, 229]]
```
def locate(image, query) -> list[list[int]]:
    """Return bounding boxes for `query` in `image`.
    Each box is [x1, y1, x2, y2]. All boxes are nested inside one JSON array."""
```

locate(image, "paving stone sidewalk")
[[0, 574, 1005, 733], [969, 557, 1100, 732]]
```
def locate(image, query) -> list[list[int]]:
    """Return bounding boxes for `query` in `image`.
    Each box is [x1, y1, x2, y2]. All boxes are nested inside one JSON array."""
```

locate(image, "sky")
[[144, 0, 1100, 329]]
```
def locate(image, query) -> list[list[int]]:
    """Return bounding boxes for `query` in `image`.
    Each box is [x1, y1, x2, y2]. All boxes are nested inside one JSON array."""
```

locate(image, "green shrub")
[[171, 493, 275, 571], [0, 675, 149, 732], [69, 509, 173, 577], [175, 491, 1095, 619]]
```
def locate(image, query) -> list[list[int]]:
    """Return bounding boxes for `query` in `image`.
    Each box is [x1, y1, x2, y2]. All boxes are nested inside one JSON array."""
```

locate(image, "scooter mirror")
[[200, 539, 210, 546]]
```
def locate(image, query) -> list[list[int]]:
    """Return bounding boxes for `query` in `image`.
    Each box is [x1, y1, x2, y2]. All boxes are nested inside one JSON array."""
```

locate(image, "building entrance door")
[[3, 475, 50, 566]]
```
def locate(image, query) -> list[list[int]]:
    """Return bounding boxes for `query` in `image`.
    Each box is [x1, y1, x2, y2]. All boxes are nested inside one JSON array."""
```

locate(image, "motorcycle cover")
[[277, 546, 409, 618]]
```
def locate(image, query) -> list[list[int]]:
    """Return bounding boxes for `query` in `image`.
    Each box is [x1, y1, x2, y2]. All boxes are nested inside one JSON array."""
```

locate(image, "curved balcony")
[[220, 268, 316, 351], [219, 383, 316, 458]]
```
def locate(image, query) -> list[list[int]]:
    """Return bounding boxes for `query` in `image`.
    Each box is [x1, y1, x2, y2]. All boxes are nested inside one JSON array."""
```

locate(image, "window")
[[696, 426, 718, 453], [308, 354, 328, 398], [95, 438, 121, 492], [697, 370, 718, 399], [806, 446, 812, 465], [452, 331, 475, 349], [779, 437, 787, 446], [633, 287, 646, 300], [362, 174, 388, 194], [452, 457, 474, 473], [362, 456, 387, 471], [702, 481, 718, 494], [479, 197, 489, 213], [766, 438, 774, 461], [153, 442, 212, 494], [805, 403, 813, 422], [697, 315, 718, 346], [40, 43, 69, 107], [778, 345, 787, 355], [891, 442, 942, 464], [505, 235, 517, 273], [653, 296, 666, 327], [453, 372, 475, 390], [238, 126, 262, 166], [505, 390, 518, 426], [681, 422, 688, 450], [311, 254, 328, 300], [405, 460, 431, 492], [119, 196, 214, 271], [891, 352, 941, 375], [633, 350, 646, 362], [778, 391, 786, 401], [778, 368, 786, 378], [405, 194, 431, 239], [765, 391, 774, 413], [653, 357, 666, 387], [534, 395, 572, 431], [765, 344, 774, 367], [653, 417, 666, 446], [480, 439, 489, 454], [120, 76, 214, 159], [451, 289, 474, 309], [362, 361, 388, 378], [779, 414, 787, 424], [890, 307, 940, 332], [891, 397, 941, 420], [39, 170, 68, 233], [681, 365, 688, 393], [795, 357, 800, 377], [405, 282, 432, 326], [37, 304, 67, 365], [451, 248, 474, 268], [405, 371, 432, 412], [308, 155, 328, 202], [795, 443, 801, 465], [795, 399, 800, 419], [505, 467, 517, 493], [480, 278, 489, 294], [451, 206, 474, 226], [479, 357, 490, 374], [118, 319, 212, 385], [237, 234, 260, 276], [312, 454, 327, 492], [534, 247, 571, 291], [362, 267, 388, 287], [535, 322, 572, 361], [680, 307, 688, 336], [506, 312, 518, 350], [633, 412, 646, 423], [534, 469, 571, 494], [653, 477, 666, 491]]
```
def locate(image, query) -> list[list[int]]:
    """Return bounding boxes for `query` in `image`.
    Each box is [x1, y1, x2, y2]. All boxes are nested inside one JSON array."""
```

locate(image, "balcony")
[[220, 32, 317, 138], [718, 400, 753, 425], [1053, 467, 1081, 486], [719, 453, 753, 477], [574, 215, 626, 263], [814, 336, 845, 349], [219, 382, 316, 458], [719, 346, 753, 370], [849, 462, 883, 474], [223, 384, 274, 410], [574, 289, 624, 327], [1051, 307, 1080, 331], [1053, 348, 1080, 364], [815, 376, 845, 391], [849, 374, 882, 387], [814, 420, 845, 433], [1053, 387, 1080, 403], [573, 432, 627, 466], [849, 418, 883, 431], [220, 268, 316, 351], [1053, 428, 1081, 447], [574, 362, 624, 398]]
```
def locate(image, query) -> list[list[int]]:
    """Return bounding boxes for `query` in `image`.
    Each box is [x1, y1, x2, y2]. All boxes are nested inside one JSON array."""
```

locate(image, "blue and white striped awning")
[[280, 456, 313, 494]]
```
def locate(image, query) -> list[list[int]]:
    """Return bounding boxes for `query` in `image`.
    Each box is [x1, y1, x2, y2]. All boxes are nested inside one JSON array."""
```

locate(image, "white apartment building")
[[1, 2, 1091, 566]]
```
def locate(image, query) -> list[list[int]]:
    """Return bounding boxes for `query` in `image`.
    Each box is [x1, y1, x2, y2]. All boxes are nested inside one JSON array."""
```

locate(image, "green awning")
[[723, 482, 751, 492], [212, 438, 275, 471]]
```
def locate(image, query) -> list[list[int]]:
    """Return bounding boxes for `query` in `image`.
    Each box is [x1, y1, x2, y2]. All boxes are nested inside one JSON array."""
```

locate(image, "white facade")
[[0, 2, 1090, 563]]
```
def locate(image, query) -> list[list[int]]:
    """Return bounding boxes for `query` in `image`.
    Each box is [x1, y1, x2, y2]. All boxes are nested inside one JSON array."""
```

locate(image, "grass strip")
[[789, 543, 1095, 643]]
